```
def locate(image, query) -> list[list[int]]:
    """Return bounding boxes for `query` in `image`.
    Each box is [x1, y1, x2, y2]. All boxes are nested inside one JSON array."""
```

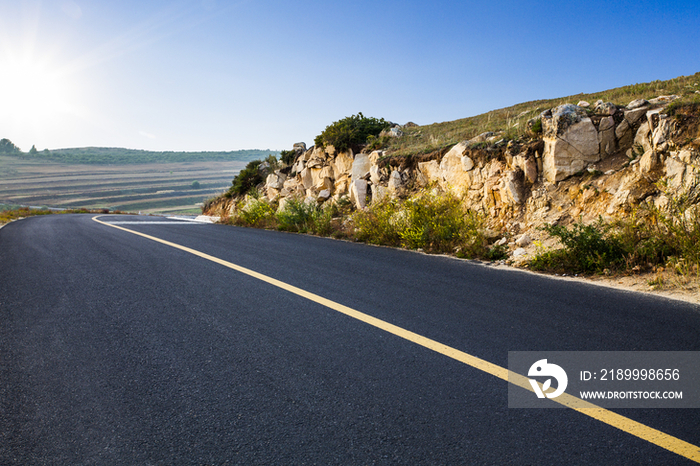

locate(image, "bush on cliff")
[[227, 160, 264, 197], [314, 113, 391, 152]]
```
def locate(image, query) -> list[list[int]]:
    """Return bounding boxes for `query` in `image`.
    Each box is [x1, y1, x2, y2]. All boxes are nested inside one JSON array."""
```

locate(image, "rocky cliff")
[[205, 95, 700, 263]]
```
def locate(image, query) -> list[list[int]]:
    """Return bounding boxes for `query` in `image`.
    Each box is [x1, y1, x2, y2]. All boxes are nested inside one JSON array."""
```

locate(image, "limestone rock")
[[648, 95, 680, 105], [542, 111, 600, 182], [418, 160, 441, 185], [542, 104, 584, 136], [368, 150, 383, 168], [500, 170, 525, 205], [265, 171, 286, 190], [624, 107, 648, 126], [524, 157, 538, 184], [300, 167, 314, 190], [387, 170, 403, 196], [652, 117, 672, 151], [627, 99, 648, 110], [595, 102, 617, 115], [293, 142, 307, 153], [334, 175, 350, 196], [369, 165, 382, 185], [332, 150, 354, 179], [615, 119, 632, 148], [389, 127, 404, 138], [639, 150, 657, 174], [634, 121, 652, 154], [462, 155, 475, 171], [439, 141, 472, 192], [349, 179, 368, 209], [598, 116, 615, 132], [515, 233, 531, 247], [371, 184, 388, 203], [306, 156, 325, 169], [467, 132, 494, 145], [665, 157, 686, 189], [351, 153, 371, 181], [277, 196, 290, 213], [324, 145, 337, 157]]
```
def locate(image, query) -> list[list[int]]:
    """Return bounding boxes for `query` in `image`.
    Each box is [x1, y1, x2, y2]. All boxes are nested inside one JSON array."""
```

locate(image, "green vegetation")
[[275, 198, 341, 236], [314, 113, 391, 152], [280, 149, 297, 166], [352, 190, 492, 258], [224, 193, 337, 236], [385, 72, 700, 157], [530, 181, 700, 275], [224, 189, 499, 261], [529, 220, 626, 273], [0, 138, 21, 155], [227, 160, 265, 197]]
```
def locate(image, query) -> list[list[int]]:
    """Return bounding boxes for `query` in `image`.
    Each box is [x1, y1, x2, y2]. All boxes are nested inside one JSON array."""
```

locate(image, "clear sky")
[[1, 0, 699, 153]]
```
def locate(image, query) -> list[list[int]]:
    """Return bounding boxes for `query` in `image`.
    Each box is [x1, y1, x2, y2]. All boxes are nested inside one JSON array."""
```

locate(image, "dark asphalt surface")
[[1, 214, 699, 465]]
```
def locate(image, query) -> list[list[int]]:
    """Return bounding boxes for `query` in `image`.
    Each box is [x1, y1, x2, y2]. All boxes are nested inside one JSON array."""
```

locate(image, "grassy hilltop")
[[385, 72, 700, 157]]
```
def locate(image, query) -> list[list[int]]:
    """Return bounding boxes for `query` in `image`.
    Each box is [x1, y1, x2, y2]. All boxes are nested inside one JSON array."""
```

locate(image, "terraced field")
[[0, 156, 246, 215]]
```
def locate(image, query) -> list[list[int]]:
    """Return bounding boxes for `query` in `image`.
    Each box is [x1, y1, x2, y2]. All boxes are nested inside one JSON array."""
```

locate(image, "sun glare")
[[1, 55, 77, 121]]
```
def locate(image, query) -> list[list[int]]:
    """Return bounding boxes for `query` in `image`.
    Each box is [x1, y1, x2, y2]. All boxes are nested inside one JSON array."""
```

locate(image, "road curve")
[[1, 214, 699, 465]]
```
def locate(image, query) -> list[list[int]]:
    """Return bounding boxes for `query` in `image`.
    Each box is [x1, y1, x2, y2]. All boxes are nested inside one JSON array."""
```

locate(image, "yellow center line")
[[93, 215, 700, 463]]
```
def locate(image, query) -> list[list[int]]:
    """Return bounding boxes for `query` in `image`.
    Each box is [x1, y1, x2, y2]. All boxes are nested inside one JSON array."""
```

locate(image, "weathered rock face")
[[204, 94, 697, 264], [541, 105, 600, 182]]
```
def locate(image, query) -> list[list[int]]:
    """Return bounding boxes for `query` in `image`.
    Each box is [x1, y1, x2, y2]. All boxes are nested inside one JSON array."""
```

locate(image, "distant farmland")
[[0, 155, 249, 215]]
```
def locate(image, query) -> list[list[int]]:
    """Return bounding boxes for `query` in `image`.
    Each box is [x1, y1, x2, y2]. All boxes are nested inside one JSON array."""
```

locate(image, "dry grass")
[[386, 72, 700, 157]]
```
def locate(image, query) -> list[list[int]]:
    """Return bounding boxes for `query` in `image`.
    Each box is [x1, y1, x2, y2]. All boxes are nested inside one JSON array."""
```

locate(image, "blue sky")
[[1, 0, 699, 152]]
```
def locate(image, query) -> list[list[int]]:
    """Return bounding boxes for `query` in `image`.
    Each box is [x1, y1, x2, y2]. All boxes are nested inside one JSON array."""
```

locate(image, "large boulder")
[[499, 170, 525, 205], [349, 179, 368, 209], [598, 116, 616, 156], [351, 152, 371, 181], [439, 141, 474, 193], [331, 150, 354, 179], [417, 160, 441, 185], [387, 170, 403, 197], [541, 105, 600, 182]]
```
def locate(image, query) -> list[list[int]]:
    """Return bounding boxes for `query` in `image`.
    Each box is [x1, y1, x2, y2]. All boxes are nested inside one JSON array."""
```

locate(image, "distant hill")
[[0, 142, 279, 165]]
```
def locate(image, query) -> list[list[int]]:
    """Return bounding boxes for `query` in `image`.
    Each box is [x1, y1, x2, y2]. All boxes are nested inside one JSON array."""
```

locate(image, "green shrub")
[[276, 198, 333, 235], [314, 113, 391, 152], [616, 181, 700, 267], [351, 190, 489, 257], [0, 138, 21, 154], [264, 154, 280, 172], [280, 150, 297, 166], [529, 219, 626, 273], [228, 160, 264, 197], [237, 195, 276, 227], [352, 197, 403, 246]]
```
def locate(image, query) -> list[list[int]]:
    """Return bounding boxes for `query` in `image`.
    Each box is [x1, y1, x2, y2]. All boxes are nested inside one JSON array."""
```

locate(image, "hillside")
[[0, 143, 278, 165], [203, 72, 700, 296], [0, 156, 249, 215]]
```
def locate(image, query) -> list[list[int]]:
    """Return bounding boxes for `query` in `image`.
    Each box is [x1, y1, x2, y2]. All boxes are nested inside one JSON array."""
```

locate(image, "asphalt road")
[[1, 214, 699, 465]]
